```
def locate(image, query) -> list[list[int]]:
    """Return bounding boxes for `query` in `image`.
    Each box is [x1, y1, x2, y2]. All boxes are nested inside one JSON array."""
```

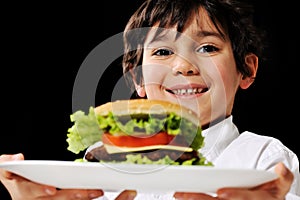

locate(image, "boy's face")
[[141, 10, 244, 127]]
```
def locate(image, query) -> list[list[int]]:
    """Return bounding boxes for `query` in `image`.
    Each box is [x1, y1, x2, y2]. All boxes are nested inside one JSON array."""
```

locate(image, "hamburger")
[[66, 99, 212, 166]]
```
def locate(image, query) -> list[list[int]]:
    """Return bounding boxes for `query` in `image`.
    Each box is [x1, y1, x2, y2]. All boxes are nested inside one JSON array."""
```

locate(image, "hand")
[[173, 162, 294, 200], [215, 162, 294, 200], [0, 153, 104, 200], [174, 163, 294, 200]]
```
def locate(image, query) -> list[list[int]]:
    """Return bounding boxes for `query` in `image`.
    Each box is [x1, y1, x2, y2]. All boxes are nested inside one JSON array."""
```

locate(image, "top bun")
[[94, 99, 200, 127]]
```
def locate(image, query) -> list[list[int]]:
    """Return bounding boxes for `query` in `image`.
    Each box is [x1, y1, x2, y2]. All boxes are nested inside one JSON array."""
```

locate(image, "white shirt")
[[93, 115, 300, 200]]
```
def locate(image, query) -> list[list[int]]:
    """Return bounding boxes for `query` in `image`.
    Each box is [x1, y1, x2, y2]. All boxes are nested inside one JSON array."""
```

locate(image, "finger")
[[174, 192, 217, 200], [54, 189, 104, 200], [218, 187, 272, 200], [21, 185, 103, 200], [274, 162, 294, 196], [0, 153, 25, 162], [0, 153, 24, 180], [115, 190, 137, 200], [11, 177, 58, 197]]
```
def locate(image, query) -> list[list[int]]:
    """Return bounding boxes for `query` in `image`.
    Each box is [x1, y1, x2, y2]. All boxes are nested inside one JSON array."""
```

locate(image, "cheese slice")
[[104, 144, 193, 154]]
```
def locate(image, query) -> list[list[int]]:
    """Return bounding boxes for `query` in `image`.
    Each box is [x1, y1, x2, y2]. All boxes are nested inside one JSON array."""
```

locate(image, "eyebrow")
[[148, 31, 173, 43], [148, 29, 225, 43], [145, 29, 226, 47], [197, 30, 225, 41]]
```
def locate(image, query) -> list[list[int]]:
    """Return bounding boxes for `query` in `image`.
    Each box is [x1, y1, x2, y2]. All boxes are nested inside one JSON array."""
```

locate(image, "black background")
[[1, 1, 299, 198]]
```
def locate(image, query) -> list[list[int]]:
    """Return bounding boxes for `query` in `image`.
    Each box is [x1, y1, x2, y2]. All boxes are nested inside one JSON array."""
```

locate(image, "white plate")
[[0, 160, 277, 193]]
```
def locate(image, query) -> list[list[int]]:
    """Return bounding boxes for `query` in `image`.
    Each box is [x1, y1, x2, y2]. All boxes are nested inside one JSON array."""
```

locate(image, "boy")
[[1, 0, 299, 199]]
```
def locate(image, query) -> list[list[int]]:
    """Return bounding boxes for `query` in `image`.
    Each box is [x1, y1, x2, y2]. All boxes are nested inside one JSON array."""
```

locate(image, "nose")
[[172, 56, 199, 76]]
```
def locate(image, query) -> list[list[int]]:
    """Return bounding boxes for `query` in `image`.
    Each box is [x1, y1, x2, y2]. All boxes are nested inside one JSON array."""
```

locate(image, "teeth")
[[172, 88, 205, 95]]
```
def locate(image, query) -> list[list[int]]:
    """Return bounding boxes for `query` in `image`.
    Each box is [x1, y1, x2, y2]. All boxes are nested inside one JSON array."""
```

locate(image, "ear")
[[240, 53, 258, 89], [130, 69, 146, 98]]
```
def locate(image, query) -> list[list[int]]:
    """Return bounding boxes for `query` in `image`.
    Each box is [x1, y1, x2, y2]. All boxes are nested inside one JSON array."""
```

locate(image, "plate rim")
[[0, 160, 278, 193]]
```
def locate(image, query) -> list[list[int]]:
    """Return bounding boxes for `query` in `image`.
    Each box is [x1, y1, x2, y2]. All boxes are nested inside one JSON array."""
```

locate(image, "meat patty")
[[85, 145, 200, 164]]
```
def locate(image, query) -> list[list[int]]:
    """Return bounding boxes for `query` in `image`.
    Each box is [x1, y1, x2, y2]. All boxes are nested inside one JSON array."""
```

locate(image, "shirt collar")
[[200, 115, 240, 162]]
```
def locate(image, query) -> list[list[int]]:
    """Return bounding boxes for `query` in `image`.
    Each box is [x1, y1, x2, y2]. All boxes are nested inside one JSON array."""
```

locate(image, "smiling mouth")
[[166, 87, 208, 95]]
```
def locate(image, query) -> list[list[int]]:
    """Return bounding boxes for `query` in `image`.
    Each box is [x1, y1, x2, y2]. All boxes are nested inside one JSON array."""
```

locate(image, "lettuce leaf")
[[66, 106, 204, 154], [67, 107, 102, 154]]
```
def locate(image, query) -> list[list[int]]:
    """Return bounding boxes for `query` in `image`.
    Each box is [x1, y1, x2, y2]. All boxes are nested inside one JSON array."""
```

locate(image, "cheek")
[[216, 65, 242, 104], [206, 55, 240, 88], [204, 58, 241, 101], [145, 87, 161, 99], [142, 62, 170, 86], [220, 64, 241, 88]]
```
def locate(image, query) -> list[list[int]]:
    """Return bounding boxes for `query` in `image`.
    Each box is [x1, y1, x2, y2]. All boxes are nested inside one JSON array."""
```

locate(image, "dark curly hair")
[[122, 0, 266, 90]]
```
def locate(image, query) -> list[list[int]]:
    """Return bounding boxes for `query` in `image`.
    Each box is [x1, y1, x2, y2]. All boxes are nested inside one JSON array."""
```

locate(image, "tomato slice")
[[102, 132, 175, 147]]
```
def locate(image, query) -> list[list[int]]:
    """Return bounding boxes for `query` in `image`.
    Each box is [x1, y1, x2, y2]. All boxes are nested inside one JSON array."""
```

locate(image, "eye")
[[153, 48, 174, 56], [197, 45, 219, 53]]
